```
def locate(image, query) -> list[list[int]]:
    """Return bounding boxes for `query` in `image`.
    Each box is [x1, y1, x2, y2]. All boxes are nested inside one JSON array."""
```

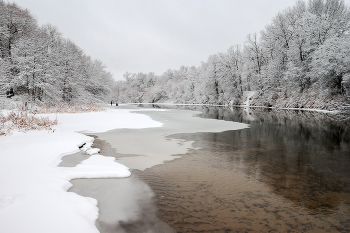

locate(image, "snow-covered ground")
[[0, 108, 162, 233]]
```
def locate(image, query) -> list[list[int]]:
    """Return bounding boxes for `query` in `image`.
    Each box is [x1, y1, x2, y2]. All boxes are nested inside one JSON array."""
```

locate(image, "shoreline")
[[1, 104, 348, 232], [121, 102, 340, 114], [0, 107, 163, 233], [65, 106, 249, 232], [92, 107, 249, 171], [0, 105, 248, 233]]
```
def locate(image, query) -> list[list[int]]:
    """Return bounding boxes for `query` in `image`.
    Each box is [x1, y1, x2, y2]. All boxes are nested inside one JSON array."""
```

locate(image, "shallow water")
[[66, 106, 350, 232], [69, 175, 176, 233], [60, 136, 176, 233], [134, 106, 350, 232]]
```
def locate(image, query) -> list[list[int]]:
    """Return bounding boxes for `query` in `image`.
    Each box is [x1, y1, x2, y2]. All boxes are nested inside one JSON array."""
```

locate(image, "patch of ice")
[[61, 154, 131, 180]]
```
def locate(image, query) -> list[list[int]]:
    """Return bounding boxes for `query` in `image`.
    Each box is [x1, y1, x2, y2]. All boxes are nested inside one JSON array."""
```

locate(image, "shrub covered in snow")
[[28, 103, 106, 114], [0, 111, 57, 135], [0, 102, 106, 135]]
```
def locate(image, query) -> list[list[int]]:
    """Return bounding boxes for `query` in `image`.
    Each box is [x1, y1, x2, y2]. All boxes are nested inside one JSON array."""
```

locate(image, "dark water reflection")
[[199, 107, 350, 210], [135, 106, 350, 232]]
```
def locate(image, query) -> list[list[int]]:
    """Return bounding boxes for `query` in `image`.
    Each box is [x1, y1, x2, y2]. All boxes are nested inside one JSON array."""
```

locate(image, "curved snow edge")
[[0, 108, 163, 233]]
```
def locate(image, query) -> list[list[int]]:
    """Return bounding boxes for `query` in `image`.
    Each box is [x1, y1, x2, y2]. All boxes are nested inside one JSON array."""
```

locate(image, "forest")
[[0, 1, 115, 104], [115, 0, 350, 111]]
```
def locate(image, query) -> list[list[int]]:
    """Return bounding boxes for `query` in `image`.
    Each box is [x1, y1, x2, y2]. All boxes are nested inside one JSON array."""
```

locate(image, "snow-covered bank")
[[0, 108, 162, 233], [124, 102, 338, 114]]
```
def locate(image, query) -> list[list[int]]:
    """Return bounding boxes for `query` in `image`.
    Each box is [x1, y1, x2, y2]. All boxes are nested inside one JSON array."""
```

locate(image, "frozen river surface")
[[65, 105, 350, 232]]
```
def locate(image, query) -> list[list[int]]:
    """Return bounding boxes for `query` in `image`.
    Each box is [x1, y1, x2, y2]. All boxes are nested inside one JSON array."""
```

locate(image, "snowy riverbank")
[[0, 107, 162, 233], [123, 102, 338, 114]]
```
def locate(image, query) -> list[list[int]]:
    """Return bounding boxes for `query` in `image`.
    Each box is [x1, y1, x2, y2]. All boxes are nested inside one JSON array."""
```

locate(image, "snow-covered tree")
[[310, 35, 350, 94], [0, 1, 116, 104], [115, 0, 350, 109]]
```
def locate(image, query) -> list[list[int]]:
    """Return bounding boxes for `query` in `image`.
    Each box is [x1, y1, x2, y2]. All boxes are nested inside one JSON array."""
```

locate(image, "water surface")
[[67, 106, 350, 232], [134, 106, 350, 232]]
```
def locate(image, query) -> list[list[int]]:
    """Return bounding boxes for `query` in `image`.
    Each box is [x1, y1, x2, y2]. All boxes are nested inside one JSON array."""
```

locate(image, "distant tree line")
[[116, 0, 350, 110], [0, 1, 115, 104]]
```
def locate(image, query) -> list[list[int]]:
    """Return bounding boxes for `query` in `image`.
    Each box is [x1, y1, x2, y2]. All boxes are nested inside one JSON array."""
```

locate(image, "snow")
[[243, 91, 257, 106], [86, 148, 100, 155], [44, 108, 163, 133], [0, 108, 162, 233], [124, 102, 339, 113]]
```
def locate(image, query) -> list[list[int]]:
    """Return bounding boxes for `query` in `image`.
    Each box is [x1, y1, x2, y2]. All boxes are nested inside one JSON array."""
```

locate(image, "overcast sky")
[[12, 0, 350, 80]]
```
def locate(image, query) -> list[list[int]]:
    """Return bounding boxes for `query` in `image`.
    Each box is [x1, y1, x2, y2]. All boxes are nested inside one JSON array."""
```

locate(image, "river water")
[[66, 106, 350, 232]]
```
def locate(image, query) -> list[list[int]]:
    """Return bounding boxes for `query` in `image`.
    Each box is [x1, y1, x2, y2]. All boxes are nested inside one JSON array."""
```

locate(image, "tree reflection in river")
[[136, 105, 350, 232], [198, 107, 350, 213]]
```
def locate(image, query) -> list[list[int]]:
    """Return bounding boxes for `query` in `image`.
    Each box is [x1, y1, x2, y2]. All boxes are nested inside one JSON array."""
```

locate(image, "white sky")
[[12, 0, 350, 80]]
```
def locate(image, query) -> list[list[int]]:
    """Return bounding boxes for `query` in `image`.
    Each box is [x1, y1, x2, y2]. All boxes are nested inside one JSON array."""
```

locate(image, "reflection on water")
[[135, 106, 350, 232], [69, 176, 175, 233], [198, 107, 350, 212]]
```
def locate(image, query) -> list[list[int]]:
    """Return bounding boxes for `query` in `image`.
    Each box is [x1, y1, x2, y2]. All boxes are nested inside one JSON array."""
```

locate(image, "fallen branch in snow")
[[0, 111, 57, 136]]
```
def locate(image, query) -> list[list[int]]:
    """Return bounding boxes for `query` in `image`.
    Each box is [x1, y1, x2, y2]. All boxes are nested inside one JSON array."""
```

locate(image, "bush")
[[28, 103, 106, 114], [0, 111, 57, 135]]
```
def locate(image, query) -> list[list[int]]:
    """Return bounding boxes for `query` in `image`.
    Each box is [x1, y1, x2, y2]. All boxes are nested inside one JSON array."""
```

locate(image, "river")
[[65, 105, 350, 232]]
